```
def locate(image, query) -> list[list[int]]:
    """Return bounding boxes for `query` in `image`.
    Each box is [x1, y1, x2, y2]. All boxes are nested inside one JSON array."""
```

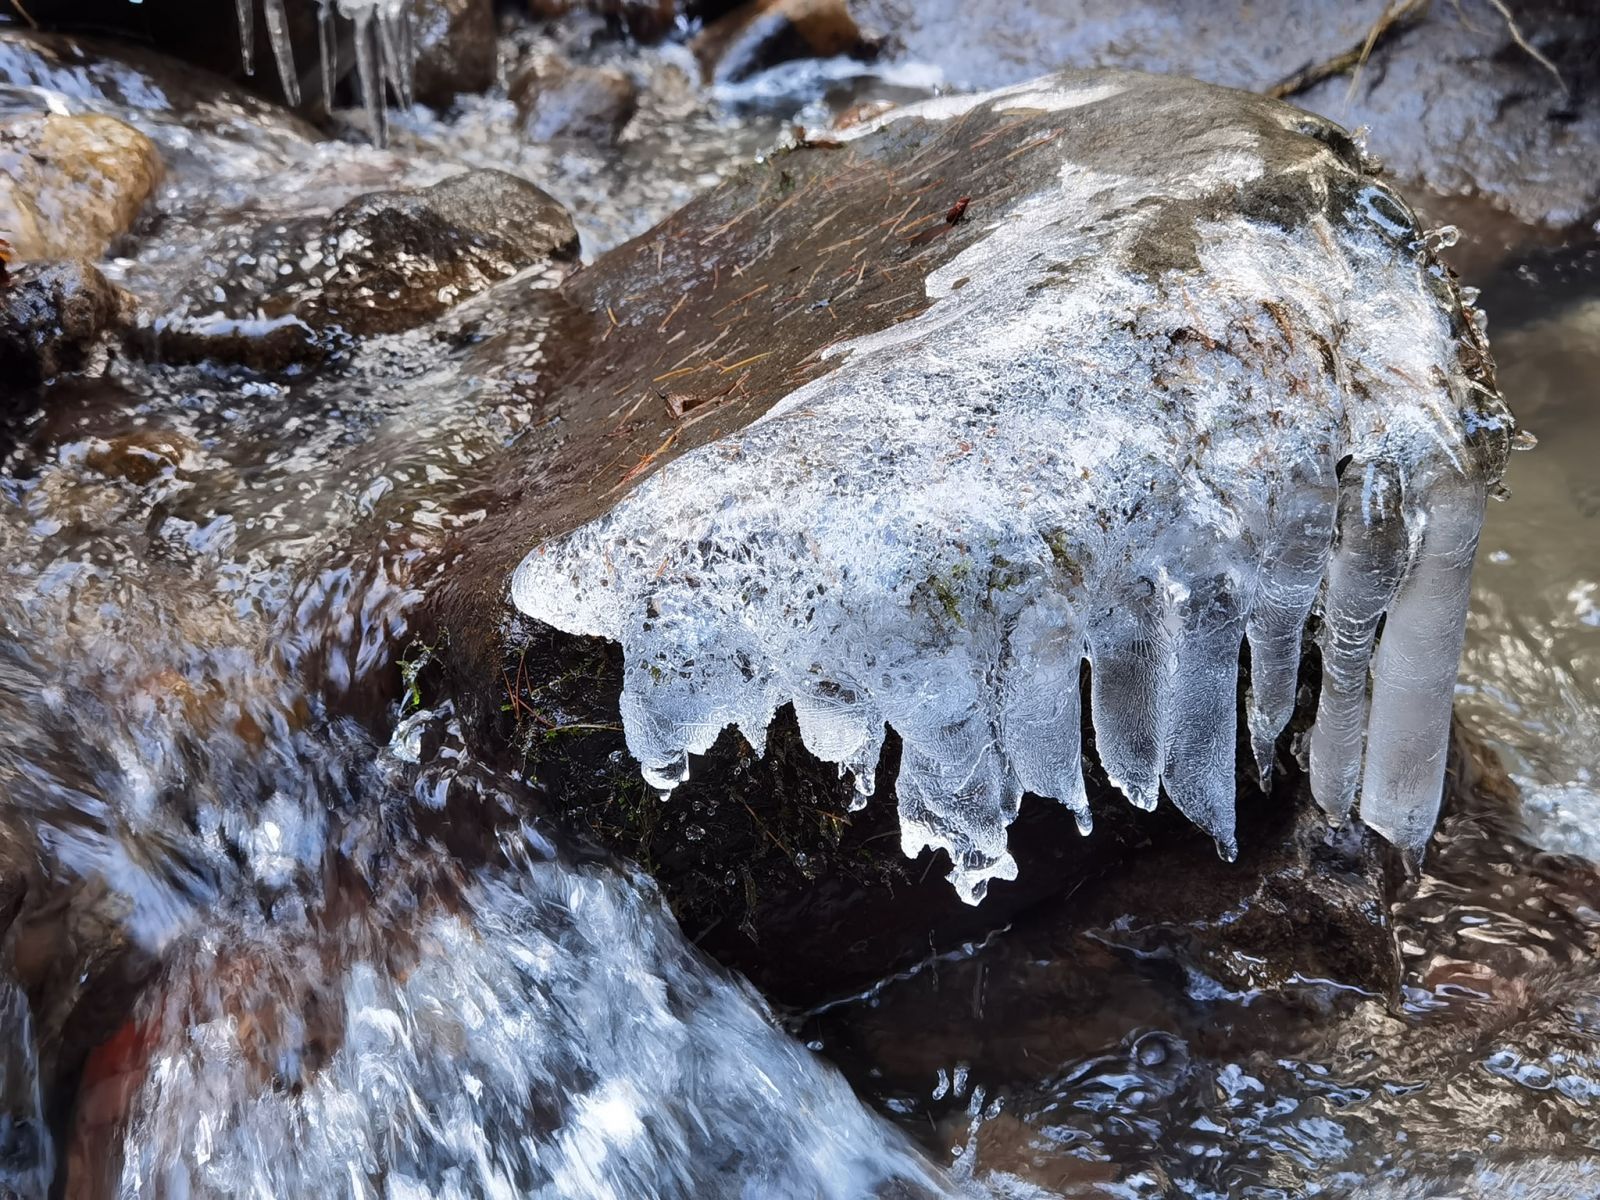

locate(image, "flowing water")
[[1, 14, 1598, 1199]]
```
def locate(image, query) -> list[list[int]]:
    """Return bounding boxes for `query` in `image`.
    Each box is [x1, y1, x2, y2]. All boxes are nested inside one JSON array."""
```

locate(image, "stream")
[[1, 8, 1598, 1198]]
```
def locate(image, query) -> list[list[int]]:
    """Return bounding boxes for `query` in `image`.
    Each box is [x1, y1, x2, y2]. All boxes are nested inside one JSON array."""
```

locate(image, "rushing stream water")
[[1, 10, 1598, 1198]]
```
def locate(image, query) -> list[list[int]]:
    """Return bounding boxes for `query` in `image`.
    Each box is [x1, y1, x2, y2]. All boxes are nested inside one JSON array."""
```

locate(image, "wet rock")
[[310, 170, 579, 328], [510, 60, 639, 143], [0, 113, 161, 262], [1287, 0, 1600, 240], [410, 0, 498, 107], [0, 260, 134, 389], [692, 0, 877, 83], [422, 69, 1502, 999], [526, 0, 681, 42], [853, 0, 1600, 248], [152, 169, 579, 367]]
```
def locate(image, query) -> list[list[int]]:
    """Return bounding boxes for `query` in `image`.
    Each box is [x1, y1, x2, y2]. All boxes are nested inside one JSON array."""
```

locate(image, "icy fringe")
[[230, 0, 412, 142], [512, 79, 1515, 903]]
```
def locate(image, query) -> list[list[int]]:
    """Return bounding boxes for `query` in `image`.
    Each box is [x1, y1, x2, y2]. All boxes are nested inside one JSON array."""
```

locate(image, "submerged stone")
[[150, 169, 580, 366], [485, 70, 1515, 902]]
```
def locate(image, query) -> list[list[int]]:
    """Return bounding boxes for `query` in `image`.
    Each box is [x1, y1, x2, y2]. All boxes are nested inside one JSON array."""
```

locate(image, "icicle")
[[1161, 577, 1245, 860], [262, 0, 301, 106], [1358, 473, 1486, 849], [349, 6, 387, 145], [234, 0, 256, 75], [791, 680, 885, 808], [1000, 594, 1092, 833], [1245, 455, 1336, 785], [317, 0, 338, 115], [1088, 583, 1174, 813], [895, 716, 1022, 905], [377, 0, 415, 109], [1308, 461, 1411, 822]]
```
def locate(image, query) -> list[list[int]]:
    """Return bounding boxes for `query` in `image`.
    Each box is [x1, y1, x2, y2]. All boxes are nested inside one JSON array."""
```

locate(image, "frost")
[[511, 73, 1514, 902]]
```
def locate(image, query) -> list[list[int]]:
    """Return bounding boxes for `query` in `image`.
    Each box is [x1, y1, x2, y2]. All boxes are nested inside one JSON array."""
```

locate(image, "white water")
[[233, 0, 411, 139]]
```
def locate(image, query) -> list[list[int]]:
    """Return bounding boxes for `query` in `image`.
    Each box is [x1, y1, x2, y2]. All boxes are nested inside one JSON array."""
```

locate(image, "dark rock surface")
[[0, 260, 132, 389], [150, 169, 580, 366], [692, 0, 878, 84], [409, 0, 498, 108]]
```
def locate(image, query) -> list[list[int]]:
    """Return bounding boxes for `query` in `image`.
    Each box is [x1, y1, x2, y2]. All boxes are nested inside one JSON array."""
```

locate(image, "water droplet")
[[1425, 224, 1460, 250]]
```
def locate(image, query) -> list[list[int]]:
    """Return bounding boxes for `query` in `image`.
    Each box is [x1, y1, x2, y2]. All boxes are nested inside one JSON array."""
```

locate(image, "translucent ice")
[[511, 73, 1515, 901], [229, 0, 412, 138]]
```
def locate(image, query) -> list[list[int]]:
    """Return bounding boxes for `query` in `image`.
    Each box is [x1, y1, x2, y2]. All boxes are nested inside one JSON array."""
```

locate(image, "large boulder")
[[420, 69, 1513, 995], [0, 113, 161, 262]]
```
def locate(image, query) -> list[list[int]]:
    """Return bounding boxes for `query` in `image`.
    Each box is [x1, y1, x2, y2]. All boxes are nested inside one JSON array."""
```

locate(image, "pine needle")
[[1481, 0, 1568, 97]]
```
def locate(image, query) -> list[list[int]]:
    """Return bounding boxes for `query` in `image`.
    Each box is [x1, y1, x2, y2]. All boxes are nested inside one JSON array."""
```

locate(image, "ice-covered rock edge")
[[511, 74, 1518, 903]]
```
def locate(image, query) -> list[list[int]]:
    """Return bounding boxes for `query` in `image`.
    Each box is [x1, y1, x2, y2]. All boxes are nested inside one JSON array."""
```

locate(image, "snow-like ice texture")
[[229, 0, 412, 140], [511, 72, 1516, 902]]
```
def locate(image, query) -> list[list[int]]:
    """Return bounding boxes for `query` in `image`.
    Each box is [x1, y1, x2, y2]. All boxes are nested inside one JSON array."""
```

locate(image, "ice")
[[1359, 471, 1486, 849], [262, 0, 300, 106], [510, 74, 1516, 900], [1307, 460, 1411, 822], [228, 0, 412, 140]]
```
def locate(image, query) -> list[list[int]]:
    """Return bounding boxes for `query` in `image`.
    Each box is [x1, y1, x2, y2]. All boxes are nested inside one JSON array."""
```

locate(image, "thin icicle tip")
[[509, 71, 1514, 903]]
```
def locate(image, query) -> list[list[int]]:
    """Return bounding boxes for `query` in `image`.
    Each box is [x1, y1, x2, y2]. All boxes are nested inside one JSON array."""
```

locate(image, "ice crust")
[[511, 75, 1515, 902]]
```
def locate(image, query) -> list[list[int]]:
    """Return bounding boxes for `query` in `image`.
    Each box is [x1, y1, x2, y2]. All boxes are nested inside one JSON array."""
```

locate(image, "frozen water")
[[230, 0, 412, 139], [511, 73, 1515, 901]]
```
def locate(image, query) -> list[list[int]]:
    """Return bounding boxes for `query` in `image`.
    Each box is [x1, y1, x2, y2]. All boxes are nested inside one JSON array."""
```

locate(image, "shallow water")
[[2, 12, 1598, 1199], [1459, 287, 1600, 862]]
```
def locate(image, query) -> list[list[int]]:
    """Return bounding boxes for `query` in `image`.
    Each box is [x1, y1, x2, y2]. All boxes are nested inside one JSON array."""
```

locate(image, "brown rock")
[[0, 260, 134, 388], [409, 0, 499, 107], [691, 0, 877, 82], [0, 114, 161, 263], [510, 61, 639, 143], [150, 169, 580, 367]]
